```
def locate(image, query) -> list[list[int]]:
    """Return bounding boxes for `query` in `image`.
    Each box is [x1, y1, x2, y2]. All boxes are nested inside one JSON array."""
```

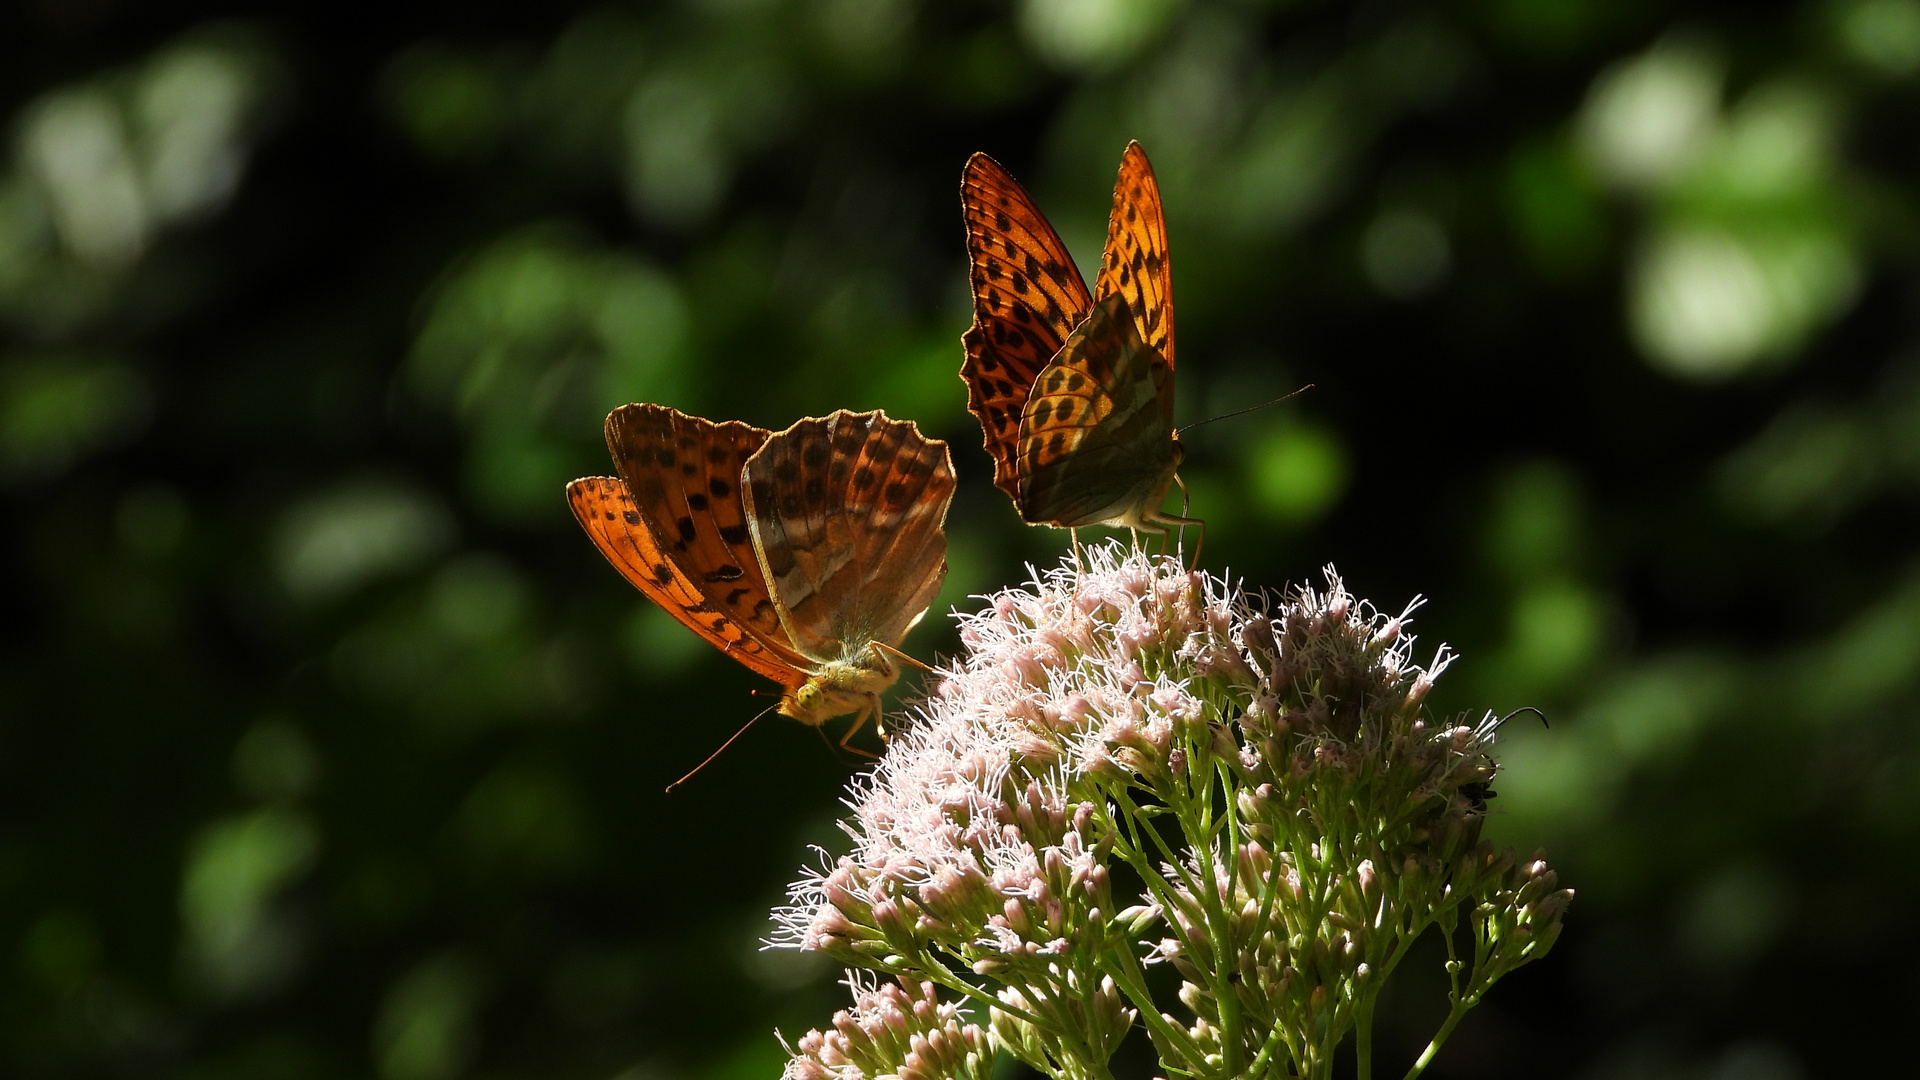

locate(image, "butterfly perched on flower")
[[566, 404, 954, 750], [960, 141, 1197, 536]]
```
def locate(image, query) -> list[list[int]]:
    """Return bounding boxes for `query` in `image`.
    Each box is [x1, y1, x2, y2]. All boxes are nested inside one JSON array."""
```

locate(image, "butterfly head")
[[782, 680, 828, 722]]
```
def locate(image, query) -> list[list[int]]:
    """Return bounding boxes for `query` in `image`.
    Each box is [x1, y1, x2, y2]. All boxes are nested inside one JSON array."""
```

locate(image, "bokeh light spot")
[[383, 46, 509, 162], [459, 763, 593, 877], [1716, 404, 1877, 531], [430, 554, 527, 643], [1630, 222, 1859, 379], [179, 808, 318, 999], [1677, 860, 1793, 969], [0, 356, 150, 483], [1504, 580, 1604, 691], [115, 483, 189, 557], [1247, 422, 1347, 525], [1839, 0, 1920, 75], [1361, 208, 1451, 298], [233, 717, 321, 803], [1579, 40, 1722, 191], [22, 910, 102, 991], [275, 480, 455, 604], [137, 42, 256, 222], [374, 954, 483, 1080], [1486, 462, 1582, 581], [1018, 0, 1179, 72], [624, 603, 711, 677], [20, 89, 148, 268]]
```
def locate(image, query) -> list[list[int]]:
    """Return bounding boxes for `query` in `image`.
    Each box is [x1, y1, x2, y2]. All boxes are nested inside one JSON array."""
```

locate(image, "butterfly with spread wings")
[[960, 141, 1198, 539], [566, 404, 954, 758]]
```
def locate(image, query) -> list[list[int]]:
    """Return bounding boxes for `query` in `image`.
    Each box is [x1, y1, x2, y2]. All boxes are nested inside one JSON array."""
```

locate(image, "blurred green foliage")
[[4, 0, 1920, 1078]]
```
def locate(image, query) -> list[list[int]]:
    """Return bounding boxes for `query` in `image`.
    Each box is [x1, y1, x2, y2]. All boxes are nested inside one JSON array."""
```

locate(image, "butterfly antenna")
[[665, 702, 779, 793], [1176, 384, 1313, 435], [1489, 706, 1550, 734]]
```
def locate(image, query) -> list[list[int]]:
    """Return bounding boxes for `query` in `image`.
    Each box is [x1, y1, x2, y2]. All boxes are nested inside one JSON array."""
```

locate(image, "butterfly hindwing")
[[960, 153, 1094, 501], [1092, 141, 1175, 370], [565, 476, 805, 689], [1016, 293, 1179, 528], [742, 410, 955, 663]]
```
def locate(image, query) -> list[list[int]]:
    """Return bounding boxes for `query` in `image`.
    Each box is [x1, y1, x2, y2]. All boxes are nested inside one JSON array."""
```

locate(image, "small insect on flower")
[[772, 541, 1572, 1080], [567, 405, 954, 787]]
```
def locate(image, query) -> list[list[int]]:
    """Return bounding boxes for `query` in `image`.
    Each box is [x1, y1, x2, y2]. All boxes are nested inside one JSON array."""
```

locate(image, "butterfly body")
[[779, 651, 898, 731], [961, 142, 1198, 537], [567, 404, 953, 744]]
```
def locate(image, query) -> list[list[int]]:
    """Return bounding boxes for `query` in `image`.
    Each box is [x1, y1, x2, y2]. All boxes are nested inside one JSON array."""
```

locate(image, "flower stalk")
[[773, 543, 1572, 1080]]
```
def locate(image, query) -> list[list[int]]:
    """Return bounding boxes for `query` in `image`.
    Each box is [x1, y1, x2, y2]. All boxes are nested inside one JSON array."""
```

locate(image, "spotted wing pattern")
[[960, 153, 1094, 501], [565, 476, 806, 689], [602, 404, 797, 649], [1091, 141, 1174, 370], [1016, 293, 1178, 528], [742, 410, 955, 663]]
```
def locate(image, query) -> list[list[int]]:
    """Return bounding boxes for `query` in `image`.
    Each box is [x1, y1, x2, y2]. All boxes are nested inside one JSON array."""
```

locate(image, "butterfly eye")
[[796, 684, 822, 710]]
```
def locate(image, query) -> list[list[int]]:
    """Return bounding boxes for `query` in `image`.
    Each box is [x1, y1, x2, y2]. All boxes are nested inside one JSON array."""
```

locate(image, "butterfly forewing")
[[1017, 293, 1179, 528], [1091, 142, 1175, 370], [961, 153, 1094, 501], [603, 403, 802, 653], [565, 476, 806, 689], [742, 410, 955, 663]]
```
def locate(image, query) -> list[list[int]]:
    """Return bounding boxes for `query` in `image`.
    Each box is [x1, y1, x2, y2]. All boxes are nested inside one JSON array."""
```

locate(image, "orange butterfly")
[[566, 404, 954, 755], [960, 141, 1198, 537]]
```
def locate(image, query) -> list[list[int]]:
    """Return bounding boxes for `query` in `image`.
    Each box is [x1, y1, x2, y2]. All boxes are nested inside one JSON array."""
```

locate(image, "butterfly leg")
[[1069, 528, 1082, 571], [874, 640, 934, 673], [837, 697, 881, 756], [1150, 512, 1205, 569], [1142, 473, 1204, 568]]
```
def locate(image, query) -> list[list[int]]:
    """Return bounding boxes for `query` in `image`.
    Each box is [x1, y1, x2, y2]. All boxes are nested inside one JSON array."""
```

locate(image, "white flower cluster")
[[774, 542, 1571, 1080]]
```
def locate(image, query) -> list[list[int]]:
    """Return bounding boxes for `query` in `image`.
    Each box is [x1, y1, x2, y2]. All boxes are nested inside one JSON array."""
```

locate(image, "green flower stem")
[[1246, 837, 1291, 958], [1020, 969, 1113, 1080], [918, 956, 1047, 1031], [1400, 996, 1472, 1080], [1165, 762, 1248, 1076], [1101, 939, 1205, 1066], [1244, 1016, 1295, 1080], [1098, 796, 1208, 969], [1354, 987, 1379, 1080], [1207, 747, 1258, 1077], [1110, 785, 1205, 905], [1375, 913, 1432, 986]]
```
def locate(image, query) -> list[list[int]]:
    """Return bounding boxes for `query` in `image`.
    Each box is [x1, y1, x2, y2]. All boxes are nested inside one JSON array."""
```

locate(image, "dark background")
[[3, 0, 1917, 1077]]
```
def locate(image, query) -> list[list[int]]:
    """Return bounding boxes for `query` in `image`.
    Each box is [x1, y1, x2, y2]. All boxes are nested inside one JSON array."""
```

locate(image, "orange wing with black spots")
[[603, 404, 804, 656], [1015, 293, 1180, 529], [565, 475, 806, 690], [1091, 142, 1174, 370], [960, 152, 1094, 501], [741, 410, 954, 663]]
